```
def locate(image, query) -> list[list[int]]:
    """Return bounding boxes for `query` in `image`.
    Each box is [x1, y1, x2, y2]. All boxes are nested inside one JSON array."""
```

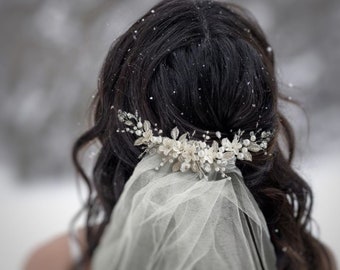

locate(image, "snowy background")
[[1, 0, 339, 269]]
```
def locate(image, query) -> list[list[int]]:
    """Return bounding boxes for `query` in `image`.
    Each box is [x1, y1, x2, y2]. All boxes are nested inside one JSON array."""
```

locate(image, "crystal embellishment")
[[116, 109, 272, 180]]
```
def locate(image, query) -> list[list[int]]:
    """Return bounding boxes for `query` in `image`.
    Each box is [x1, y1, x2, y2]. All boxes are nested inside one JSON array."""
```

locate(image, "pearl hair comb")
[[116, 109, 272, 180]]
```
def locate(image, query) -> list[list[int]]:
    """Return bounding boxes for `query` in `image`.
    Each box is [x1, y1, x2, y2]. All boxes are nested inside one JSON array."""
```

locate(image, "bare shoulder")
[[24, 228, 88, 270]]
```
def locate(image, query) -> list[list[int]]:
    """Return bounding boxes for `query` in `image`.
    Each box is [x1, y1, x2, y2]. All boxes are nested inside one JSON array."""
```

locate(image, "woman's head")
[[99, 0, 277, 150], [72, 0, 335, 269], [96, 0, 279, 185]]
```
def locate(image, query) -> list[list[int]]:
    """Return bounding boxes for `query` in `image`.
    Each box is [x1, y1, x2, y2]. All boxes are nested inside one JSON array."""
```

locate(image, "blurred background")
[[0, 0, 339, 269]]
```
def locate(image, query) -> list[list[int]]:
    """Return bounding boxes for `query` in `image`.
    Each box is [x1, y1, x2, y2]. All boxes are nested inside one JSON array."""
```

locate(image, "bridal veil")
[[91, 151, 277, 270]]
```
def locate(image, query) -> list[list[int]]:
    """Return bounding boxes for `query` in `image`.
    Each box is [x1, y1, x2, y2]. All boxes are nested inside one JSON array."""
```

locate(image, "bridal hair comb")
[[116, 109, 272, 180]]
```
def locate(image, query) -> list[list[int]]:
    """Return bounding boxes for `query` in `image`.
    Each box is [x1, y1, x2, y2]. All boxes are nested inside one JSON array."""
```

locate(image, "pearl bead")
[[243, 139, 250, 146], [216, 131, 221, 139], [198, 150, 205, 157], [237, 153, 244, 159]]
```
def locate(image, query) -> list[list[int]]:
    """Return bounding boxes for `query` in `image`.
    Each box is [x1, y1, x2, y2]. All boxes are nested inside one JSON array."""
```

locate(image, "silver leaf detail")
[[143, 120, 151, 131], [134, 137, 145, 146], [223, 151, 235, 160], [247, 142, 262, 152], [178, 132, 188, 142], [124, 120, 134, 126], [244, 152, 252, 161], [212, 140, 219, 150], [171, 127, 179, 140]]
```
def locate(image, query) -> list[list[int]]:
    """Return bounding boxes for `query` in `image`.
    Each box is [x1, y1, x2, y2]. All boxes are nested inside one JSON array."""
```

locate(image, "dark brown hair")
[[72, 0, 336, 269]]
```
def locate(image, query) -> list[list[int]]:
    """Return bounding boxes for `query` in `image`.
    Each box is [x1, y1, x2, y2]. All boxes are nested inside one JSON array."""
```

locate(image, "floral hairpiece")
[[116, 109, 272, 180]]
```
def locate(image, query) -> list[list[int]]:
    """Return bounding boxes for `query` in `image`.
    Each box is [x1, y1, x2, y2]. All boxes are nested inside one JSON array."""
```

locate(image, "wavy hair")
[[72, 0, 336, 269]]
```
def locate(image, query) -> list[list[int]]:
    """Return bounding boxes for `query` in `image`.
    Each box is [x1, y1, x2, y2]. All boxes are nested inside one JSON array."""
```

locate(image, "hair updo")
[[72, 1, 335, 269]]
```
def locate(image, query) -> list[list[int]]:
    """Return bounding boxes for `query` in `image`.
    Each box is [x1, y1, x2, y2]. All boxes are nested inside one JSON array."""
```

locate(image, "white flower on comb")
[[116, 109, 272, 180]]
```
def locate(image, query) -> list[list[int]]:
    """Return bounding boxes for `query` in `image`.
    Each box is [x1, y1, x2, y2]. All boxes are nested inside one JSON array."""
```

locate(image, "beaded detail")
[[116, 109, 272, 179]]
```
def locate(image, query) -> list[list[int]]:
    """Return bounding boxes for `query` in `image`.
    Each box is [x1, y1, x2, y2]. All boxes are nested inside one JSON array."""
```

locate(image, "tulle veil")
[[91, 151, 277, 270]]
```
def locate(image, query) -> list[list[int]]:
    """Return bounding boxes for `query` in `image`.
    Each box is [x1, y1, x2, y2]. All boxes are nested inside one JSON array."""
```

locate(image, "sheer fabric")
[[92, 152, 277, 270]]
